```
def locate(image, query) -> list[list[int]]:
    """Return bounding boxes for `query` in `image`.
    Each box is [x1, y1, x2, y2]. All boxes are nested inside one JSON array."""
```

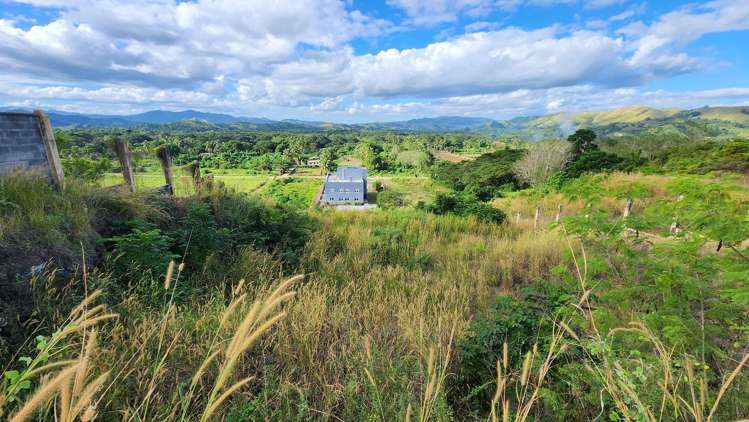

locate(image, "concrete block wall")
[[0, 112, 51, 177]]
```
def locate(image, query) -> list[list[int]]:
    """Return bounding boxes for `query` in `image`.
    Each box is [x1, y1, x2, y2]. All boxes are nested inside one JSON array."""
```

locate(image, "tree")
[[513, 141, 571, 186], [284, 137, 306, 166], [356, 142, 386, 171], [563, 129, 624, 178], [320, 148, 337, 175], [567, 129, 598, 159]]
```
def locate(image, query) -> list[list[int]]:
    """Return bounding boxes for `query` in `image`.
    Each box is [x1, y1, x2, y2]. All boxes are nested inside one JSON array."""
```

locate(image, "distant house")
[[306, 156, 321, 167], [322, 166, 367, 205]]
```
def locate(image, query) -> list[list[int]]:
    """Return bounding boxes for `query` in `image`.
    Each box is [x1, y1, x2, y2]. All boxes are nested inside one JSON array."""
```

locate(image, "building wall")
[[322, 180, 366, 204], [0, 113, 51, 177]]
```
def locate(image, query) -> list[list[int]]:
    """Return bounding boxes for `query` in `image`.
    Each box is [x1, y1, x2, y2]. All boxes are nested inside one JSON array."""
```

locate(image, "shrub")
[[177, 201, 229, 269], [376, 190, 404, 209], [107, 219, 178, 281], [455, 280, 574, 412], [563, 149, 624, 179], [427, 192, 506, 223], [61, 157, 112, 182]]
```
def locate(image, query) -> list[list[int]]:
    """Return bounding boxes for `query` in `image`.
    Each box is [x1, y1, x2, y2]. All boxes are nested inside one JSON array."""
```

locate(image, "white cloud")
[[1, 0, 748, 120], [386, 0, 496, 25], [344, 85, 749, 120], [309, 96, 344, 112], [620, 0, 749, 71], [351, 28, 634, 97], [0, 0, 390, 87], [386, 0, 623, 26]]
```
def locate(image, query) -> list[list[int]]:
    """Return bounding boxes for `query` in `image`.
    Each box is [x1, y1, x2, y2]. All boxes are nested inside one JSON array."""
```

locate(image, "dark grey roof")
[[328, 166, 367, 182]]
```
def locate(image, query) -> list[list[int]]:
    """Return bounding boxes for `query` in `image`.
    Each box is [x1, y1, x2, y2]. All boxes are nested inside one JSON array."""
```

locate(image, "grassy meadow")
[[102, 172, 270, 195]]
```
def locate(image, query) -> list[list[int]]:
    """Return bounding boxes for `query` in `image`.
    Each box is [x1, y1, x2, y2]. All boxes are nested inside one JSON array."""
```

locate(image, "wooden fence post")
[[534, 206, 541, 229], [33, 110, 65, 189], [189, 160, 201, 191], [623, 199, 633, 219], [156, 145, 174, 195], [555, 204, 562, 222], [112, 138, 135, 192]]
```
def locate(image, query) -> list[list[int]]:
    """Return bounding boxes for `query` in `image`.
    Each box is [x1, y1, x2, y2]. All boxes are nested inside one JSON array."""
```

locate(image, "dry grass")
[[431, 150, 474, 163], [4, 172, 747, 420], [5, 291, 116, 422]]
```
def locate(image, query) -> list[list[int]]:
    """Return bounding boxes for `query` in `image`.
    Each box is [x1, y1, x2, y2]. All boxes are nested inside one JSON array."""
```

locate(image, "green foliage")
[[61, 157, 112, 182], [319, 147, 337, 173], [263, 177, 319, 208], [425, 192, 506, 223], [284, 136, 307, 166], [658, 178, 749, 246], [178, 202, 230, 269], [455, 280, 574, 411], [645, 138, 749, 174], [562, 129, 625, 179], [376, 190, 405, 209], [368, 224, 431, 270], [355, 142, 387, 171], [567, 128, 598, 159], [108, 219, 178, 280], [563, 149, 625, 178], [207, 186, 315, 266], [431, 149, 525, 198]]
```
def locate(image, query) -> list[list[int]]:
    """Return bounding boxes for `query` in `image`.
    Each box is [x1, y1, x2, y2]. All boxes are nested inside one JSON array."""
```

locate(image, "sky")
[[1, 0, 749, 123]]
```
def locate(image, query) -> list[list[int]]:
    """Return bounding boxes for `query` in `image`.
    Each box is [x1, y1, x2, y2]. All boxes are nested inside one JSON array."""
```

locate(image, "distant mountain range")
[[2, 105, 748, 140]]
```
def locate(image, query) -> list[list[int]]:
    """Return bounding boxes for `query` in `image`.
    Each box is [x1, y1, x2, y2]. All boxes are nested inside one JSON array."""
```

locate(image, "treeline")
[[55, 127, 507, 177], [421, 129, 749, 222]]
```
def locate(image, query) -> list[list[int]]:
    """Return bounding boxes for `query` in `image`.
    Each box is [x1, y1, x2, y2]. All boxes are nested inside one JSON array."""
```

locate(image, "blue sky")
[[1, 0, 748, 122]]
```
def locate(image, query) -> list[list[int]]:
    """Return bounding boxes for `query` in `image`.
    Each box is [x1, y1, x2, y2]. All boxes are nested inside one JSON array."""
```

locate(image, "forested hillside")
[[6, 105, 748, 142]]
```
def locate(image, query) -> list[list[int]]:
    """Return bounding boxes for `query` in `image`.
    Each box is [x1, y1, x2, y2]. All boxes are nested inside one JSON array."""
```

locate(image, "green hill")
[[532, 106, 681, 128], [679, 106, 749, 124]]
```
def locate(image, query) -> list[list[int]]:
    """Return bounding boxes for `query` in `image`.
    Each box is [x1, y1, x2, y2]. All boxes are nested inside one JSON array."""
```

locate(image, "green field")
[[263, 177, 322, 207], [102, 172, 270, 196], [102, 171, 449, 208], [370, 175, 450, 205]]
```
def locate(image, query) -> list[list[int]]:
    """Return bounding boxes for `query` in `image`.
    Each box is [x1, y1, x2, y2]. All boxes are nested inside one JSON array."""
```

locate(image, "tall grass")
[[3, 172, 748, 420]]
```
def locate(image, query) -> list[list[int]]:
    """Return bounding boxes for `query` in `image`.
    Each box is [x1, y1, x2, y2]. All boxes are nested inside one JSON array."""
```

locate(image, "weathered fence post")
[[112, 138, 135, 192], [33, 110, 65, 189], [623, 199, 633, 219], [555, 204, 562, 222], [188, 160, 201, 191], [156, 145, 174, 195], [534, 206, 541, 229]]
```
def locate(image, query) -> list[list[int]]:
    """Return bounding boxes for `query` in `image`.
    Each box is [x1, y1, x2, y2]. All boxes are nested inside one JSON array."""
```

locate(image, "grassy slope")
[[3, 168, 749, 420], [529, 106, 681, 129], [688, 106, 749, 124]]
